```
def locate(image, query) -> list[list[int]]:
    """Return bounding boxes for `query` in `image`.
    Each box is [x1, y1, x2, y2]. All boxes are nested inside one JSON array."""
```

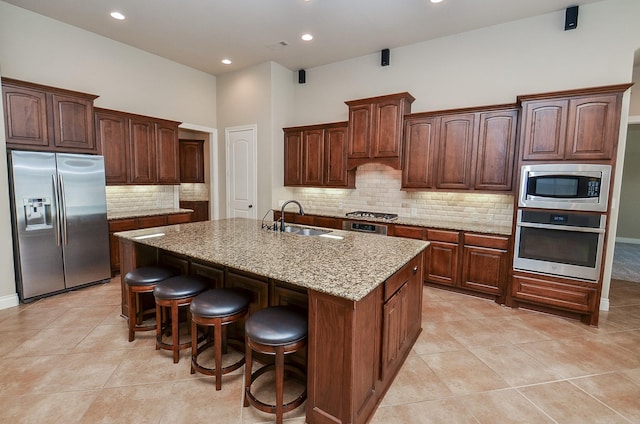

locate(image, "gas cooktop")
[[345, 211, 398, 220]]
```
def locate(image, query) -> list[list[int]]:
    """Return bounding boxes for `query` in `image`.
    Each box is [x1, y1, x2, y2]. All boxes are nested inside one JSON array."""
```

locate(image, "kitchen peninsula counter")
[[116, 218, 428, 424]]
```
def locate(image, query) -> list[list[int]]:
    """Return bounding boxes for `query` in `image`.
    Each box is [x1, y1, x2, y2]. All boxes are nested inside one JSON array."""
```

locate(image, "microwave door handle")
[[517, 221, 605, 233]]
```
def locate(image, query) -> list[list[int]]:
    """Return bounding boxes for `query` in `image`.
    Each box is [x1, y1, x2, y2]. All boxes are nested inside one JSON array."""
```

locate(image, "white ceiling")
[[3, 0, 602, 76]]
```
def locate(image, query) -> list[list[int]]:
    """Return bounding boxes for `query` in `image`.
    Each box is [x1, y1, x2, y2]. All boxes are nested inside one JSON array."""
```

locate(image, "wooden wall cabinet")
[[283, 122, 354, 188], [96, 108, 180, 185], [518, 84, 630, 161], [345, 92, 415, 170], [402, 106, 517, 192], [179, 139, 205, 183], [3, 78, 98, 153]]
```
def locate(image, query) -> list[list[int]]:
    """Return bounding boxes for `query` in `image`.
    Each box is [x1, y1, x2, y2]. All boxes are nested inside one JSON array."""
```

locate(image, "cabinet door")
[[2, 84, 49, 148], [129, 118, 156, 183], [302, 129, 324, 186], [108, 218, 136, 275], [348, 103, 372, 159], [324, 125, 350, 187], [382, 282, 408, 379], [426, 229, 460, 286], [51, 93, 95, 152], [180, 200, 209, 222], [521, 99, 568, 161], [155, 122, 180, 184], [461, 245, 507, 295], [373, 99, 403, 158], [179, 140, 205, 183], [402, 117, 437, 188], [284, 130, 303, 186], [96, 111, 129, 184], [565, 94, 619, 160], [436, 113, 476, 190], [225, 271, 269, 316], [475, 109, 517, 191]]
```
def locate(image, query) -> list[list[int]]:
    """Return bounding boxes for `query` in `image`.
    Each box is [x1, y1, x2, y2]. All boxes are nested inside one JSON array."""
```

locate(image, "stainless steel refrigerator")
[[8, 150, 111, 302]]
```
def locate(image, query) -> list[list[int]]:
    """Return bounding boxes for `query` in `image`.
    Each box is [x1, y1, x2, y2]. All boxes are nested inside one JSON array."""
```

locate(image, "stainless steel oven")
[[513, 210, 605, 281], [342, 220, 388, 235], [518, 164, 611, 212]]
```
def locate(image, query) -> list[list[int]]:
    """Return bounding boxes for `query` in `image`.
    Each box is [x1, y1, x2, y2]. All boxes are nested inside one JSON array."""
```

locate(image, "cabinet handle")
[[413, 266, 418, 274]]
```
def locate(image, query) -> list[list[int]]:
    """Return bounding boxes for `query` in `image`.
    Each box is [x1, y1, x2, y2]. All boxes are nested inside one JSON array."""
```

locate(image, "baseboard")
[[615, 237, 640, 244], [0, 293, 19, 310], [599, 297, 609, 311]]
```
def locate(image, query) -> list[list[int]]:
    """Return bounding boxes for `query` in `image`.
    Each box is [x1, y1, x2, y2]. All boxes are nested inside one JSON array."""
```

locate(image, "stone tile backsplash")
[[284, 163, 514, 227], [106, 185, 178, 214], [179, 183, 209, 201]]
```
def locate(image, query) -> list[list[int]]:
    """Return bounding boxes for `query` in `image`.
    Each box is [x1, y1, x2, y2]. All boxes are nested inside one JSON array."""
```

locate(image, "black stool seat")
[[190, 289, 252, 390], [190, 289, 251, 318], [154, 275, 208, 363], [245, 306, 307, 346], [154, 276, 208, 300], [124, 266, 177, 342], [125, 266, 177, 286], [244, 306, 308, 424]]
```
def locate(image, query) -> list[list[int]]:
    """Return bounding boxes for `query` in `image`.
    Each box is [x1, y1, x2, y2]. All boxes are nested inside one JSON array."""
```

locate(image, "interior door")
[[226, 125, 257, 219]]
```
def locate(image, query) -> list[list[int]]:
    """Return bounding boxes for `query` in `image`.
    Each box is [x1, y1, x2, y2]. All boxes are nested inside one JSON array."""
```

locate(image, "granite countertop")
[[287, 210, 513, 236], [107, 208, 194, 221], [115, 218, 429, 301]]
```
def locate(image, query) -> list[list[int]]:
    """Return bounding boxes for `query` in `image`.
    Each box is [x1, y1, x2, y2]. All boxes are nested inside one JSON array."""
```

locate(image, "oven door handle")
[[517, 221, 605, 233]]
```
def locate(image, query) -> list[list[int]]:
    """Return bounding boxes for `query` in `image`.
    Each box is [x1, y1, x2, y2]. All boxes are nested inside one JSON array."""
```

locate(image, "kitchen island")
[[116, 218, 428, 424]]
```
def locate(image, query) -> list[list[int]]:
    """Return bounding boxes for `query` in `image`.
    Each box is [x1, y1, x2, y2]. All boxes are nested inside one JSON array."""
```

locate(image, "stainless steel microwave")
[[518, 164, 611, 212]]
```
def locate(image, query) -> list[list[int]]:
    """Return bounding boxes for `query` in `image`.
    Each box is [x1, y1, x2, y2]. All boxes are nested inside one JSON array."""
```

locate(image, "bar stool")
[[190, 288, 251, 390], [244, 306, 308, 424], [153, 275, 208, 363], [124, 266, 178, 342]]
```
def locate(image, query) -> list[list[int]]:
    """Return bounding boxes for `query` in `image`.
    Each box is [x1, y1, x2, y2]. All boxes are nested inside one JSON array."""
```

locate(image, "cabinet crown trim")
[[516, 83, 633, 103]]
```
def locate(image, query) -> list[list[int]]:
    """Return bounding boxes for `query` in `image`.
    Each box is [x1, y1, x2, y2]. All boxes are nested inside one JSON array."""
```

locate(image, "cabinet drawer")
[[427, 229, 459, 243], [109, 219, 137, 232], [463, 233, 509, 250], [385, 255, 420, 301], [137, 215, 167, 228], [512, 274, 596, 313], [167, 213, 192, 224], [393, 225, 425, 240]]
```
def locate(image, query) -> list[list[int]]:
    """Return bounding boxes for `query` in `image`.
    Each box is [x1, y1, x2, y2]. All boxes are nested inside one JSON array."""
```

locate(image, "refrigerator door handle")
[[58, 173, 68, 245], [52, 174, 62, 246]]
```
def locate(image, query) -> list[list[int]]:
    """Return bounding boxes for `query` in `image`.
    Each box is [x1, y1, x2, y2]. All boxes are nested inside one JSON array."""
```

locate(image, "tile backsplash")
[[284, 163, 514, 228], [179, 183, 209, 201], [106, 185, 178, 214]]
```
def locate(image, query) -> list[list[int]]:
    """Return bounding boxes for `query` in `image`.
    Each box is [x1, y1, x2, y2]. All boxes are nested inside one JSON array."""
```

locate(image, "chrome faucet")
[[279, 200, 305, 231]]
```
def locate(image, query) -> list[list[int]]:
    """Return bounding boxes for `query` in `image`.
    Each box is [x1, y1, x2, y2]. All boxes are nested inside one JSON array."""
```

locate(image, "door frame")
[[225, 124, 258, 219], [179, 122, 219, 220]]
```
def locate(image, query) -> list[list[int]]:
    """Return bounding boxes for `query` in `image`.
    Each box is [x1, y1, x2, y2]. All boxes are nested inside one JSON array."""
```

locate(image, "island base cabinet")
[[306, 254, 422, 424]]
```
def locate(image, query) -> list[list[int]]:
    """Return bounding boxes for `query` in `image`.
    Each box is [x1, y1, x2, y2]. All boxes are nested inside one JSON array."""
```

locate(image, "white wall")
[[0, 2, 217, 125], [291, 0, 638, 125], [0, 1, 218, 306]]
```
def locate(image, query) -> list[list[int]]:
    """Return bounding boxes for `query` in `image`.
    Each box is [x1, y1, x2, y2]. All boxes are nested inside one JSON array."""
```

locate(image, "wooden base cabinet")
[[306, 254, 422, 424], [510, 271, 599, 325], [425, 229, 460, 286], [461, 233, 510, 300]]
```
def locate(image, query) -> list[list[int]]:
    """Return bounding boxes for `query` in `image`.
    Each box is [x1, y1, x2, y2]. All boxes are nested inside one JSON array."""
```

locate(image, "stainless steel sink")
[[283, 225, 332, 236]]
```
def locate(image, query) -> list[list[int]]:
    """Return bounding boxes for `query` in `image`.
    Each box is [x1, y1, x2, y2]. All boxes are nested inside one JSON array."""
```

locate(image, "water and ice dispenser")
[[23, 197, 53, 230]]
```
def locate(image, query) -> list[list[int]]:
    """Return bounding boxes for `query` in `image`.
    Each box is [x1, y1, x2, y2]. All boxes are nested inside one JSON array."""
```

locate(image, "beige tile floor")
[[0, 278, 639, 423]]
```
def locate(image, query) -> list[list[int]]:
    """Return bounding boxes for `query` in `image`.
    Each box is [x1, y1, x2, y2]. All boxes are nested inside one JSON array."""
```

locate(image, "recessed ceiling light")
[[430, 0, 444, 3], [301, 34, 313, 41], [110, 11, 125, 20], [221, 59, 232, 65]]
